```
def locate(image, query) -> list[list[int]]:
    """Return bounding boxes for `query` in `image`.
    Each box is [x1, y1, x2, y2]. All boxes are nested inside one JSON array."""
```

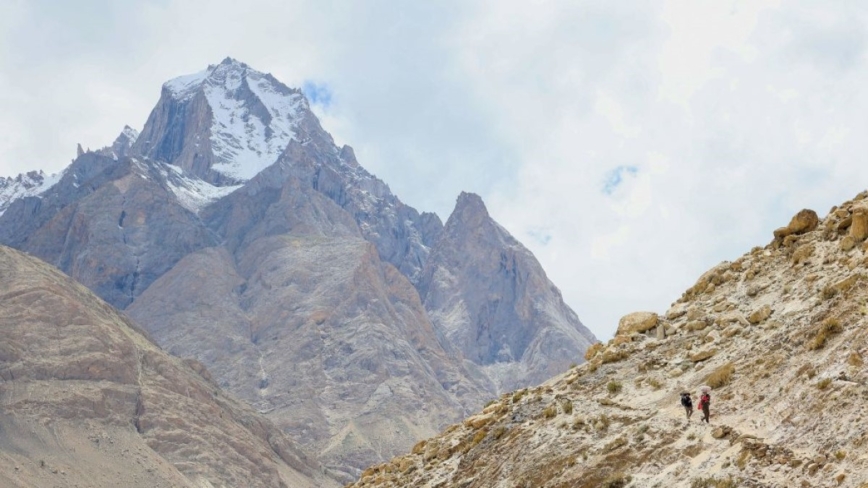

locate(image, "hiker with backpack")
[[680, 392, 693, 420], [698, 390, 711, 423]]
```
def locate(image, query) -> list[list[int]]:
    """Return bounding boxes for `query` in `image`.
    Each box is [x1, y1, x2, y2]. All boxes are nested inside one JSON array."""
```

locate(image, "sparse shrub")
[[572, 418, 586, 430], [705, 362, 735, 389], [817, 378, 832, 390], [492, 426, 507, 440], [602, 348, 629, 364], [691, 476, 739, 488], [848, 352, 864, 367], [735, 450, 750, 469], [602, 472, 632, 488], [484, 399, 496, 408], [607, 381, 623, 394], [562, 400, 573, 414], [796, 363, 816, 379], [569, 362, 578, 369], [543, 405, 557, 419], [687, 432, 696, 441], [822, 285, 838, 300], [835, 450, 847, 460], [584, 342, 604, 361], [596, 414, 611, 431], [471, 429, 487, 446], [512, 389, 527, 403], [648, 378, 663, 390], [808, 317, 843, 350]]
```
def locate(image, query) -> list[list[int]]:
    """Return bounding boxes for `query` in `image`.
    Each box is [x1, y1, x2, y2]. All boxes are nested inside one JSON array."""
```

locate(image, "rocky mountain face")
[[0, 58, 595, 480], [0, 245, 335, 488], [348, 191, 868, 488], [419, 192, 595, 392]]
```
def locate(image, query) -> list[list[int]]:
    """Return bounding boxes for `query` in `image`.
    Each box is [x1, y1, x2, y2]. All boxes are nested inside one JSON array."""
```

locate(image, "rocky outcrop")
[[418, 192, 596, 392], [615, 311, 659, 335], [0, 245, 335, 488], [773, 208, 819, 239], [348, 189, 868, 488]]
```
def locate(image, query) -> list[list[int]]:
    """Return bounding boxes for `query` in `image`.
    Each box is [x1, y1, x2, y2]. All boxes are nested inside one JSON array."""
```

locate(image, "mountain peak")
[[142, 59, 310, 182], [448, 191, 490, 227]]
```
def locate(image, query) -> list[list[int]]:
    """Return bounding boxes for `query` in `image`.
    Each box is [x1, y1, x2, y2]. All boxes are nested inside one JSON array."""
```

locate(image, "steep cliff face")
[[420, 192, 596, 392], [127, 178, 489, 480], [0, 154, 217, 309], [349, 191, 868, 488], [0, 245, 336, 488]]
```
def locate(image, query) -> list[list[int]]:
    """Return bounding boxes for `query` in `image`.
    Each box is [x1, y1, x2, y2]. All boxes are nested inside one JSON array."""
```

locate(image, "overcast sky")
[[2, 0, 868, 339]]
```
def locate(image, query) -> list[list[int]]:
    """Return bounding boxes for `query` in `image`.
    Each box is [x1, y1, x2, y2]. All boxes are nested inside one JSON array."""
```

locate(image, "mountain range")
[[0, 57, 595, 481]]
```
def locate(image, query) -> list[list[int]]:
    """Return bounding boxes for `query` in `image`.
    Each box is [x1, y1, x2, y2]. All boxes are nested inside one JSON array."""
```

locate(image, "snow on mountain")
[[0, 170, 63, 216], [162, 58, 307, 181], [121, 125, 139, 144], [160, 164, 242, 214]]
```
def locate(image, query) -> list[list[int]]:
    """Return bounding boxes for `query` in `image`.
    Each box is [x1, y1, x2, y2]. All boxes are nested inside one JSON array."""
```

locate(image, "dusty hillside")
[[348, 190, 868, 488], [0, 245, 337, 488]]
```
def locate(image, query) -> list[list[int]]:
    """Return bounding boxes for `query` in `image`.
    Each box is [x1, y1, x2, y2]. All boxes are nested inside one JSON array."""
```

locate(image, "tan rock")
[[774, 209, 820, 239], [837, 216, 852, 231], [834, 208, 850, 218], [783, 234, 799, 247], [850, 210, 868, 241], [841, 236, 856, 252], [748, 305, 772, 324], [792, 244, 815, 265], [616, 312, 659, 335], [685, 320, 707, 332], [666, 306, 687, 320]]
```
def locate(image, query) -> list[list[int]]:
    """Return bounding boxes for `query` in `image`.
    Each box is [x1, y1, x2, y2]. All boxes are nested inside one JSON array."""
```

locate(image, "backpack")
[[680, 394, 692, 408]]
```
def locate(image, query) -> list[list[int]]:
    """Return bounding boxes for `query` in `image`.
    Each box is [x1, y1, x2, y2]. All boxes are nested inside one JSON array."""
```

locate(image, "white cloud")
[[2, 0, 868, 340]]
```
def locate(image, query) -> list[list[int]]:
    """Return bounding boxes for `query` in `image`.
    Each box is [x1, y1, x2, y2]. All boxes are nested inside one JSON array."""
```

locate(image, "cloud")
[[2, 0, 868, 341]]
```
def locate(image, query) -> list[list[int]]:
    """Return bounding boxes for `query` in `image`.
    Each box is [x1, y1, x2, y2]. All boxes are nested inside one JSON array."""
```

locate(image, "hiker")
[[680, 392, 693, 420], [698, 391, 711, 423]]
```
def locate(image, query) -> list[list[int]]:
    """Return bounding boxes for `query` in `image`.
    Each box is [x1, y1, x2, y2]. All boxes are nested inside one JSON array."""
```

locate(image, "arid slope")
[[0, 245, 337, 488], [348, 191, 868, 488]]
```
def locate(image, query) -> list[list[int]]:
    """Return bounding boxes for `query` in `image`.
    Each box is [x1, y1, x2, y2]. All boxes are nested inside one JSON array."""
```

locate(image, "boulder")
[[616, 312, 659, 335], [748, 305, 772, 324], [850, 210, 868, 241], [841, 236, 856, 252], [774, 209, 820, 239], [685, 320, 707, 332]]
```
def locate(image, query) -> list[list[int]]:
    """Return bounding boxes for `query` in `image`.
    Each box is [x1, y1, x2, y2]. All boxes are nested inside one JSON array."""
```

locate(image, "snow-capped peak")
[[0, 169, 63, 216], [121, 125, 139, 144], [160, 57, 309, 181]]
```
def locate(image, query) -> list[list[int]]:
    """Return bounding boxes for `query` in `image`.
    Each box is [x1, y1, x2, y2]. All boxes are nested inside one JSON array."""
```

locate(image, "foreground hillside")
[[0, 245, 337, 488], [349, 191, 868, 488]]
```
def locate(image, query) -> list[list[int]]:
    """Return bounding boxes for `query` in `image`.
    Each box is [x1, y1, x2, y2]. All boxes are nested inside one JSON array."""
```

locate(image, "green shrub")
[[607, 381, 623, 394]]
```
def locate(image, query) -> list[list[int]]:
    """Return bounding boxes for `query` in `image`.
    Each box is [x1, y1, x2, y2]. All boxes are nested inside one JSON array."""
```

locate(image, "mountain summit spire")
[[135, 59, 313, 183]]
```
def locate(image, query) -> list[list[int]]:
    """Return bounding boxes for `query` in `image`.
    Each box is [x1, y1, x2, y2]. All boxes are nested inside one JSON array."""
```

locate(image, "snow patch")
[[164, 68, 210, 100], [0, 170, 63, 216], [162, 165, 241, 214]]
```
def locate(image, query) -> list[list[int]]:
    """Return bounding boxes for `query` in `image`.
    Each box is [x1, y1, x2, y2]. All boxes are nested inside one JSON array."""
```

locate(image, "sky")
[[2, 0, 868, 340]]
